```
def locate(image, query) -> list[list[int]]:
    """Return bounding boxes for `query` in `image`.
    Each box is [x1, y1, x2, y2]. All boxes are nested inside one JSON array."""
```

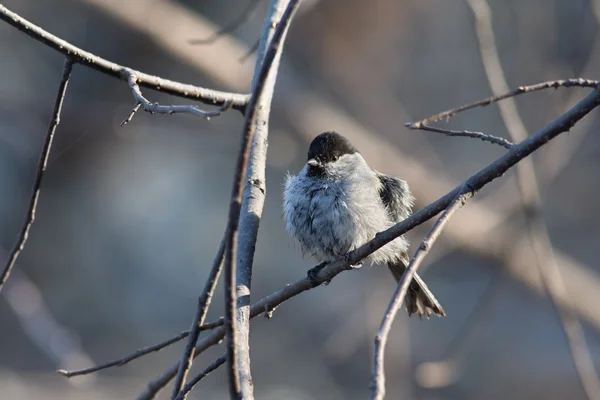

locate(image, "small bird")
[[283, 131, 445, 318]]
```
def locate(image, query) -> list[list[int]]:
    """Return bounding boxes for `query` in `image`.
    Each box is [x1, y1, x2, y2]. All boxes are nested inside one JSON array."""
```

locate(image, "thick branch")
[[0, 4, 249, 111], [232, 0, 293, 398], [0, 58, 73, 294], [221, 1, 302, 398], [371, 190, 470, 400]]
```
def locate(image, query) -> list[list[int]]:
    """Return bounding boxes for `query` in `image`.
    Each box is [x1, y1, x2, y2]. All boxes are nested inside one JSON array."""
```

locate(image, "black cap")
[[307, 131, 358, 164]]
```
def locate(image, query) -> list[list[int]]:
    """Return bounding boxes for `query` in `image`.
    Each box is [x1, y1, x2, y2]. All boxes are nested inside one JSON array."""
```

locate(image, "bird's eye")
[[332, 155, 339, 161]]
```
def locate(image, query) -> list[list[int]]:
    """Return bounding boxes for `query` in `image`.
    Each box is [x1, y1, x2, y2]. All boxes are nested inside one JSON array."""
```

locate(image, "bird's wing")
[[377, 173, 414, 223]]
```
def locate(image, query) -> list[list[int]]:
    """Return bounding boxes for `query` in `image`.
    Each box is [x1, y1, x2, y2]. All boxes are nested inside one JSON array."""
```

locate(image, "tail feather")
[[387, 259, 446, 318]]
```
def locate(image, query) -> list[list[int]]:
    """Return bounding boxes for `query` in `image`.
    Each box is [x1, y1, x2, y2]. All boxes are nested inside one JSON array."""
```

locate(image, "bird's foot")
[[307, 262, 330, 286], [345, 253, 363, 269]]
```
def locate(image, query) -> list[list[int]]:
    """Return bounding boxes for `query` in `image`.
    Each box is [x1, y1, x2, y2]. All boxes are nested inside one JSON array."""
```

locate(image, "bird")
[[283, 131, 445, 318]]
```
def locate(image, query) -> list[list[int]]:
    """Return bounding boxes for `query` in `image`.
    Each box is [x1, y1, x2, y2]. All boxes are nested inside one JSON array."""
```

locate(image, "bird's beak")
[[306, 158, 320, 167]]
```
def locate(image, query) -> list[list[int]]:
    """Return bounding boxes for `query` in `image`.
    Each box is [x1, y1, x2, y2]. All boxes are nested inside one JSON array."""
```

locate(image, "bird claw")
[[344, 253, 362, 269], [307, 262, 330, 286], [349, 261, 363, 269]]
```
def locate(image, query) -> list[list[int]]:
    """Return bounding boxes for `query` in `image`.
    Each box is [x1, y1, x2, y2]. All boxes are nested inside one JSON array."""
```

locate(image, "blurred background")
[[1, 0, 600, 399]]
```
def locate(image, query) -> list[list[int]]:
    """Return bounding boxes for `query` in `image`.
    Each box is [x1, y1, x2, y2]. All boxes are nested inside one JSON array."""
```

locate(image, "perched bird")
[[283, 131, 445, 318]]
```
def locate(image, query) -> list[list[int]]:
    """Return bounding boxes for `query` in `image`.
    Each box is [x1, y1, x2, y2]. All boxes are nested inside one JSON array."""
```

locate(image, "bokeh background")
[[1, 0, 600, 399]]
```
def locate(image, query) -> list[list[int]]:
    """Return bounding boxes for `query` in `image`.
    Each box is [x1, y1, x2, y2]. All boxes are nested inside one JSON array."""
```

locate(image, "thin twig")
[[406, 78, 599, 128], [120, 103, 141, 126], [415, 124, 514, 149], [58, 330, 189, 378], [136, 87, 600, 400], [0, 58, 74, 294], [189, 0, 264, 45], [371, 190, 471, 400], [0, 4, 249, 111], [173, 354, 227, 400], [467, 1, 600, 398], [171, 237, 226, 398], [125, 72, 233, 120], [58, 320, 226, 378], [223, 1, 303, 398]]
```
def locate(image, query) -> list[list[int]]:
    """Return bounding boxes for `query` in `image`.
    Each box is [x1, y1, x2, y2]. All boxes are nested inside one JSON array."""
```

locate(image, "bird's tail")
[[387, 258, 446, 318]]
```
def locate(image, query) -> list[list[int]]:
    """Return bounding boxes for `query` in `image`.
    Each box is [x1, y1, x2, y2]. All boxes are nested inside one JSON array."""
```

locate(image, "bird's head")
[[304, 131, 363, 179]]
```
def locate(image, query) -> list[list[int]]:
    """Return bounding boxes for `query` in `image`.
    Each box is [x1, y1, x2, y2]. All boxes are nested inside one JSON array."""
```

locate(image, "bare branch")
[[223, 1, 303, 398], [189, 0, 264, 45], [120, 103, 141, 126], [0, 58, 73, 294], [57, 330, 189, 378], [229, 0, 297, 398], [124, 71, 233, 121], [407, 78, 599, 128], [467, 0, 600, 398], [58, 319, 228, 378], [173, 354, 227, 400], [136, 87, 600, 399], [411, 124, 514, 149], [0, 4, 249, 111], [371, 190, 471, 400], [171, 237, 226, 398]]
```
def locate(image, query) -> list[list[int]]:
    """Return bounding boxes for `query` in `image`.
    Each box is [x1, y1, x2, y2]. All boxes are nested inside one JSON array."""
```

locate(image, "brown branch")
[[0, 4, 249, 111], [371, 190, 471, 400], [406, 78, 599, 128], [0, 58, 74, 294], [173, 354, 227, 400], [170, 237, 226, 398], [467, 0, 600, 398], [189, 0, 264, 45], [413, 124, 514, 149], [135, 87, 600, 400]]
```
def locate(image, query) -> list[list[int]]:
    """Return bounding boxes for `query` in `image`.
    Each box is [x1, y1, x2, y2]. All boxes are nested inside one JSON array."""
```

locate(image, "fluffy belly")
[[286, 186, 365, 262]]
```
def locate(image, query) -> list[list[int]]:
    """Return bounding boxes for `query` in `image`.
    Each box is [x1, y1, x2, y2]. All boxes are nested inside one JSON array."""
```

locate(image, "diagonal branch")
[[0, 57, 74, 294], [173, 354, 227, 400], [57, 330, 189, 378], [133, 87, 600, 400], [0, 4, 249, 111], [406, 78, 599, 128], [371, 189, 471, 400], [170, 236, 226, 398]]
